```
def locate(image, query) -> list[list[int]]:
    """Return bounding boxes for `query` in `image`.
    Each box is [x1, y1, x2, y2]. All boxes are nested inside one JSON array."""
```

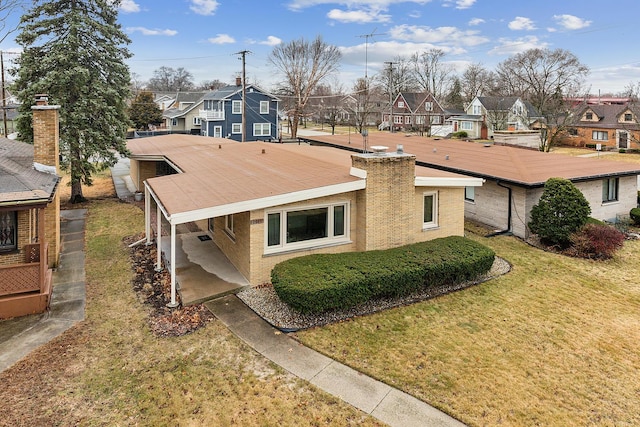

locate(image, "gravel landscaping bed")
[[238, 257, 511, 331]]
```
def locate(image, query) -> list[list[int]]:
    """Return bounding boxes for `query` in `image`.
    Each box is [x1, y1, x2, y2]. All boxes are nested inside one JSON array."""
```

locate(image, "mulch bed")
[[125, 233, 214, 337]]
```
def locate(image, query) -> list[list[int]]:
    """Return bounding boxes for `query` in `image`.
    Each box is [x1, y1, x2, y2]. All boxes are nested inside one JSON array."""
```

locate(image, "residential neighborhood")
[[2, 0, 640, 426]]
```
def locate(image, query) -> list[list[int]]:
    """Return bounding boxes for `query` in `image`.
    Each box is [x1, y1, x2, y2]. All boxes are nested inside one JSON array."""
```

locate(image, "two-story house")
[[564, 103, 640, 150], [381, 92, 446, 134], [451, 96, 542, 139], [162, 91, 206, 134], [199, 78, 280, 142]]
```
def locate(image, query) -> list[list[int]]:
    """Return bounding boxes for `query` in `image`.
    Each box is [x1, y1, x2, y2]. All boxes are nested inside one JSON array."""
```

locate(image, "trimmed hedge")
[[631, 207, 640, 226], [271, 236, 495, 314]]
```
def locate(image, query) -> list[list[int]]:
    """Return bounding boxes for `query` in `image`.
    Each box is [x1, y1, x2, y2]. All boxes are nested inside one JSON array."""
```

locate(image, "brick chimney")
[[351, 147, 416, 251], [31, 94, 61, 267], [235, 76, 242, 86], [32, 94, 60, 172]]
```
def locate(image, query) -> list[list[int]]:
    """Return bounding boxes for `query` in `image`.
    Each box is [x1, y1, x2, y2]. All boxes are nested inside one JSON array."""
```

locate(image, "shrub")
[[452, 131, 468, 138], [619, 148, 627, 153], [271, 236, 495, 314], [528, 177, 591, 246], [569, 223, 625, 259], [630, 207, 640, 226]]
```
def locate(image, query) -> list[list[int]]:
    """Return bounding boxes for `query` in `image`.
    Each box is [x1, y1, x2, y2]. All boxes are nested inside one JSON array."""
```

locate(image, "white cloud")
[[468, 17, 484, 26], [488, 36, 548, 56], [127, 27, 177, 36], [287, 0, 433, 11], [454, 0, 475, 9], [190, 0, 220, 16], [389, 24, 488, 46], [207, 34, 235, 44], [409, 10, 421, 18], [508, 16, 536, 31], [327, 8, 391, 23], [259, 36, 282, 46], [553, 14, 592, 30], [118, 0, 140, 13]]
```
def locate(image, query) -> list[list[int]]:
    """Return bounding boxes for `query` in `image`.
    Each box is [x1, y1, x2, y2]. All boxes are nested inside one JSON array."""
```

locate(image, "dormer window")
[[585, 112, 593, 120], [397, 101, 404, 108], [624, 113, 633, 122]]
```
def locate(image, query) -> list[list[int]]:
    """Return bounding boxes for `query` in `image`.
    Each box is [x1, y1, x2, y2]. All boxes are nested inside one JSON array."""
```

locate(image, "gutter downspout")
[[485, 180, 513, 237]]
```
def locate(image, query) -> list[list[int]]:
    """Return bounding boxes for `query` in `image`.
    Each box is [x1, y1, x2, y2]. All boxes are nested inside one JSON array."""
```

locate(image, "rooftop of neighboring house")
[[163, 92, 206, 118], [202, 80, 280, 102], [576, 103, 640, 130], [0, 138, 60, 204], [127, 134, 476, 220], [476, 96, 542, 118], [301, 133, 640, 188]]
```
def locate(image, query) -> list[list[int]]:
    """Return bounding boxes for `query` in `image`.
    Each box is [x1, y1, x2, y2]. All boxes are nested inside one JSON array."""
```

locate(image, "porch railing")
[[199, 109, 224, 121], [0, 242, 49, 296]]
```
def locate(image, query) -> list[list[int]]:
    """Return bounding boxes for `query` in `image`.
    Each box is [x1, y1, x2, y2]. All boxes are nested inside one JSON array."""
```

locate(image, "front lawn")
[[296, 224, 640, 426]]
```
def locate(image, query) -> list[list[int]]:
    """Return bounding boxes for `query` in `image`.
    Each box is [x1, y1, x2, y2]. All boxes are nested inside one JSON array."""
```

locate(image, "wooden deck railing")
[[0, 242, 49, 297]]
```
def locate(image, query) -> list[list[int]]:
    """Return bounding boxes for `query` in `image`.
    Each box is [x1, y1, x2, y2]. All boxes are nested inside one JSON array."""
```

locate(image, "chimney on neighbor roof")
[[235, 76, 242, 86], [32, 94, 60, 173]]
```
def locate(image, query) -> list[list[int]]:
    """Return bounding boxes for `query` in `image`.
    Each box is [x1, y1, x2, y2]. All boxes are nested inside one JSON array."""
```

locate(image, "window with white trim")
[[431, 115, 441, 124], [260, 101, 269, 114], [423, 192, 438, 228], [232, 100, 241, 114], [253, 123, 270, 137], [405, 116, 411, 124], [464, 186, 475, 202], [232, 123, 241, 134], [424, 101, 433, 111], [602, 178, 619, 203], [472, 105, 481, 115], [394, 116, 403, 124], [193, 117, 201, 125], [266, 203, 349, 252], [397, 101, 405, 108], [460, 121, 473, 130], [0, 211, 17, 252], [592, 130, 608, 141], [225, 215, 235, 238]]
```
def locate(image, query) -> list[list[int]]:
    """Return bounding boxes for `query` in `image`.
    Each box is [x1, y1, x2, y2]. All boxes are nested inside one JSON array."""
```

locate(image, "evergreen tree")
[[12, 0, 132, 203], [129, 91, 163, 130]]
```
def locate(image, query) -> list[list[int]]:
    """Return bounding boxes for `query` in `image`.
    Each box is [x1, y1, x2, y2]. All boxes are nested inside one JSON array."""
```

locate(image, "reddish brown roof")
[[127, 134, 473, 220], [303, 133, 640, 187]]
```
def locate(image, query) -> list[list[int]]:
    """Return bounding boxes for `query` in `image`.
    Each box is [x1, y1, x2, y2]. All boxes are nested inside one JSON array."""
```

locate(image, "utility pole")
[[1, 52, 7, 137], [235, 50, 251, 142], [385, 61, 396, 133]]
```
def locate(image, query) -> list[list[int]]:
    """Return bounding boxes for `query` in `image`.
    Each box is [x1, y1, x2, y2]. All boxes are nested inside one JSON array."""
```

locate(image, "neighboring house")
[[153, 92, 176, 111], [0, 103, 19, 137], [562, 103, 640, 150], [0, 95, 61, 319], [450, 96, 542, 139], [199, 78, 280, 141], [163, 91, 206, 134], [301, 133, 640, 240], [381, 92, 446, 133], [127, 135, 482, 302]]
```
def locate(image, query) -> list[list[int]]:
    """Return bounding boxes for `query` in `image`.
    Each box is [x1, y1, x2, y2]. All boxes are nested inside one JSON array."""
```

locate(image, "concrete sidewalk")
[[0, 209, 87, 373], [206, 295, 466, 427]]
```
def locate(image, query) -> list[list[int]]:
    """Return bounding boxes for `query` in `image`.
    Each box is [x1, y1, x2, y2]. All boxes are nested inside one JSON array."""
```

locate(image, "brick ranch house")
[[0, 96, 61, 319], [301, 133, 640, 239], [127, 135, 482, 303]]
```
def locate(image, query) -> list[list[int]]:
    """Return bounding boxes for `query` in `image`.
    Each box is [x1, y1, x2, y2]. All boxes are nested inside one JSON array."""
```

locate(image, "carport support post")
[[167, 223, 179, 308], [144, 189, 151, 245], [155, 203, 162, 272]]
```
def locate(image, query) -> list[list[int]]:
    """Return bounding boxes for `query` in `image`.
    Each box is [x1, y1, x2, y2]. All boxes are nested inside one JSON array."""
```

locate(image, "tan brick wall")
[[0, 210, 30, 266], [136, 161, 158, 190], [32, 107, 60, 170], [414, 187, 465, 242], [352, 153, 416, 251], [576, 176, 637, 223], [44, 194, 60, 267]]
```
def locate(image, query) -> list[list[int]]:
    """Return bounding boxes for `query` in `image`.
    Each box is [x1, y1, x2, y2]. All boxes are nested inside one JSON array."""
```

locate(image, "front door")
[[213, 126, 222, 138], [618, 131, 628, 149]]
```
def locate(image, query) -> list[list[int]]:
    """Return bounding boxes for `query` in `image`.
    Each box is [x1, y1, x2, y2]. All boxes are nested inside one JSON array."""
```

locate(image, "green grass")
[[0, 199, 383, 426], [296, 225, 640, 426]]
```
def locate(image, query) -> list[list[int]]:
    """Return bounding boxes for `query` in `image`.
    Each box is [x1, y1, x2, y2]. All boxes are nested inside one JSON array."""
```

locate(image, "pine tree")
[[12, 0, 132, 203], [129, 91, 163, 130]]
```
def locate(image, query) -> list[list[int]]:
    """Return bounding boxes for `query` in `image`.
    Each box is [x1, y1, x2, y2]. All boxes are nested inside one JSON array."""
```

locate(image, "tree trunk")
[[70, 180, 86, 204], [290, 112, 299, 139]]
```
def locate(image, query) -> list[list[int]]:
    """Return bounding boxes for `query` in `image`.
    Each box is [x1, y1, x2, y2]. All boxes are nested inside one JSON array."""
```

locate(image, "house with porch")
[[300, 133, 640, 240], [0, 96, 61, 319], [450, 96, 542, 139], [162, 91, 206, 134], [562, 103, 640, 150], [199, 78, 280, 141], [127, 135, 483, 304]]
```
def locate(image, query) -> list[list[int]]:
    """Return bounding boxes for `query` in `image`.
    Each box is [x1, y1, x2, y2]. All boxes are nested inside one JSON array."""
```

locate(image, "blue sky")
[[2, 0, 639, 94]]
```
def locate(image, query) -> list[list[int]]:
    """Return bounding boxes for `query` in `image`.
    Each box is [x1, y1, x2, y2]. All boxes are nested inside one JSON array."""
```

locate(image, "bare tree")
[[496, 48, 589, 151], [0, 0, 23, 44], [411, 48, 454, 100], [461, 63, 496, 105], [268, 35, 341, 139], [195, 79, 226, 91], [147, 66, 194, 91], [348, 77, 385, 133]]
